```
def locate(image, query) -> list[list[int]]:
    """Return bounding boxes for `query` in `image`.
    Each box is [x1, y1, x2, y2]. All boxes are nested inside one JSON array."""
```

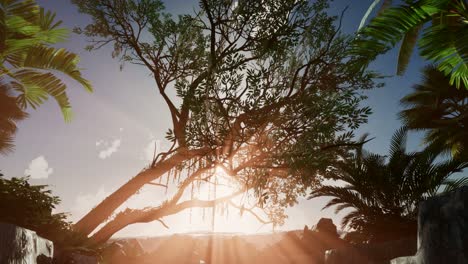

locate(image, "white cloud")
[[98, 139, 121, 159], [24, 156, 53, 179], [119, 128, 124, 132], [96, 140, 104, 147]]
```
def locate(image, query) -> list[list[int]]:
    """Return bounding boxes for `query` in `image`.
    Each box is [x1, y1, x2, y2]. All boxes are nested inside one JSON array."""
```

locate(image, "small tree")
[[72, 0, 377, 243]]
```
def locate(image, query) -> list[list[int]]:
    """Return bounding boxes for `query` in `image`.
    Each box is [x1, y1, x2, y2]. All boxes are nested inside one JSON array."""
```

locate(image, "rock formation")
[[391, 186, 468, 264], [0, 222, 53, 263], [256, 218, 347, 264]]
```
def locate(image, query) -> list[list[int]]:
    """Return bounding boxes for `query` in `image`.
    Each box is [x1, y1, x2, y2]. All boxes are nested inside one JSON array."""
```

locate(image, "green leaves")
[[0, 0, 93, 154], [0, 0, 92, 123], [23, 46, 93, 92], [0, 174, 90, 248], [353, 0, 468, 89], [400, 65, 468, 159], [397, 25, 422, 75]]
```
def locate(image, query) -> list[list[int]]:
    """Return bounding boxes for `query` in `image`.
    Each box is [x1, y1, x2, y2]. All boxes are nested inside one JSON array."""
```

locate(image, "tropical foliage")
[[310, 128, 468, 243], [352, 0, 468, 89], [0, 0, 93, 154], [400, 65, 468, 157]]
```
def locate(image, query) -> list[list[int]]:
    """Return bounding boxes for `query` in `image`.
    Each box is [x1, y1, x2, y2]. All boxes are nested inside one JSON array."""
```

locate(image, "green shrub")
[[0, 172, 88, 248]]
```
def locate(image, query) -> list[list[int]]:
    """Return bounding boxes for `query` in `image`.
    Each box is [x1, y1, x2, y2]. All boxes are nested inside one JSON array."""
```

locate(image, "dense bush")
[[0, 172, 87, 248]]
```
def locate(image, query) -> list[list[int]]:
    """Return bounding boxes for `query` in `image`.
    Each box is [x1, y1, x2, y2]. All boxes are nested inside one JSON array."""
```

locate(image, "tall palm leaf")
[[352, 0, 468, 89]]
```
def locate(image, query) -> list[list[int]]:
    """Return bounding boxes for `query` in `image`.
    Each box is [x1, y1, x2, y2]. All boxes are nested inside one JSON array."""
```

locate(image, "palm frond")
[[388, 127, 408, 157], [2, 0, 39, 22], [0, 131, 14, 155], [22, 46, 93, 93], [350, 1, 439, 70], [358, 0, 394, 31], [400, 65, 468, 156], [442, 177, 468, 193], [341, 210, 363, 229], [0, 82, 27, 154], [36, 8, 68, 44], [419, 21, 468, 88], [12, 69, 74, 121], [397, 24, 422, 75], [310, 123, 466, 240]]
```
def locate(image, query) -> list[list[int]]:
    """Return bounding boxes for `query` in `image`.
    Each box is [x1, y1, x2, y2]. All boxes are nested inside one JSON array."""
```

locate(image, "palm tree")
[[400, 65, 468, 157], [352, 0, 468, 89], [0, 0, 93, 154], [310, 128, 468, 243]]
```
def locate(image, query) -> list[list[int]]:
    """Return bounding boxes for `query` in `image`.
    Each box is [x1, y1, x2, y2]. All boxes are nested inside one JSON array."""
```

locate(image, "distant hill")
[[105, 219, 352, 264], [116, 230, 303, 253]]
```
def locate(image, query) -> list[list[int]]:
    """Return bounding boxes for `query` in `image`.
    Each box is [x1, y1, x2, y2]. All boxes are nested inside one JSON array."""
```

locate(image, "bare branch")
[[156, 219, 170, 229], [227, 200, 272, 224], [147, 182, 168, 188]]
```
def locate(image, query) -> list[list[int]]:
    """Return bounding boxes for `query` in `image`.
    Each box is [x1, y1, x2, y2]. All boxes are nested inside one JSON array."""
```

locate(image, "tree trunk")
[[74, 148, 210, 236]]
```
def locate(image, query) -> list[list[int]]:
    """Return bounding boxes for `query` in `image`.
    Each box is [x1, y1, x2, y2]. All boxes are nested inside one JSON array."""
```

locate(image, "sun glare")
[[183, 165, 269, 234]]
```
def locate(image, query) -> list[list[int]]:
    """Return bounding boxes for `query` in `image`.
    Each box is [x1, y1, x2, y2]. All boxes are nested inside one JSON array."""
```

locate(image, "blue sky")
[[1, 0, 437, 237]]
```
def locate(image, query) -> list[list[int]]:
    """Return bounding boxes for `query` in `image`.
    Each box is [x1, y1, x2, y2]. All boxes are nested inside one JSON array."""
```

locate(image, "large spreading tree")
[[72, 0, 376, 244]]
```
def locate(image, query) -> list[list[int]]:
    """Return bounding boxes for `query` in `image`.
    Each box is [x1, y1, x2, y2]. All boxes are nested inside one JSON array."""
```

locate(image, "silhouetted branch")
[[156, 219, 169, 229], [227, 201, 272, 224], [147, 182, 168, 188]]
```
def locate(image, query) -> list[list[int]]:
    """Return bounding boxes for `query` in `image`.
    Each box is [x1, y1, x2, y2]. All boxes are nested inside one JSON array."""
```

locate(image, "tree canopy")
[[71, 0, 377, 243]]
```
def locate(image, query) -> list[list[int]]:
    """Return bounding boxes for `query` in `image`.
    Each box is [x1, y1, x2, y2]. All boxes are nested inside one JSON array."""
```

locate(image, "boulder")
[[0, 222, 53, 263], [393, 186, 468, 264], [417, 186, 468, 263], [392, 186, 468, 264], [53, 249, 99, 264], [303, 218, 349, 263], [391, 256, 418, 264], [313, 218, 338, 237], [324, 237, 416, 264]]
